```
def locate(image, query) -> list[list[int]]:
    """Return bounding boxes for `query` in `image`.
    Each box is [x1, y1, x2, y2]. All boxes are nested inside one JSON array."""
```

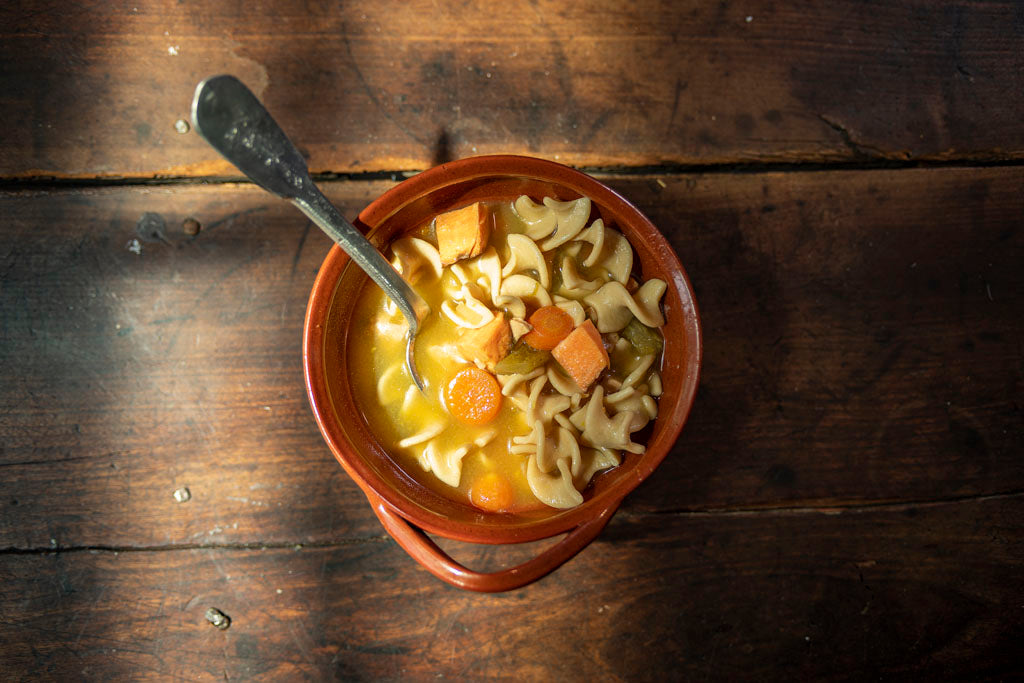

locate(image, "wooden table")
[[2, 1, 1022, 679]]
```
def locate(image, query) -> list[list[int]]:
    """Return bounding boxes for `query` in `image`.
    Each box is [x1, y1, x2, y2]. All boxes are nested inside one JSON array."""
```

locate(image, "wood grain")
[[4, 1, 1022, 677], [2, 167, 1022, 550], [1, 496, 1020, 680], [3, 0, 1024, 178]]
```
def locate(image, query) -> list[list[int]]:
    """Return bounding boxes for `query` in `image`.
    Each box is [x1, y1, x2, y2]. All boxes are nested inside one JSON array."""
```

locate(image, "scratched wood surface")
[[1, 496, 1021, 680], [3, 0, 1024, 178], [2, 168, 1022, 553]]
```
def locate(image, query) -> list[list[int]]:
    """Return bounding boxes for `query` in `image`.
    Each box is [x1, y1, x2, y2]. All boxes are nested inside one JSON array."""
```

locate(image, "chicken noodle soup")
[[348, 196, 666, 512]]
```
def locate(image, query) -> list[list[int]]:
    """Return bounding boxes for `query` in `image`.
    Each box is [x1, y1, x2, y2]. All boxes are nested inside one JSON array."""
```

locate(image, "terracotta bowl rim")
[[303, 154, 702, 544]]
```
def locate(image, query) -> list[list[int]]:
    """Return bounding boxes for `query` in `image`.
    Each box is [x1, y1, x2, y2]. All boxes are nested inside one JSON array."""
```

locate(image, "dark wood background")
[[2, 1, 1022, 680]]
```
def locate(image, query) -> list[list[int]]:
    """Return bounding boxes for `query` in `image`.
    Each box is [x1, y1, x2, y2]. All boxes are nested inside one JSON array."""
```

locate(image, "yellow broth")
[[348, 203, 542, 512], [347, 200, 659, 513]]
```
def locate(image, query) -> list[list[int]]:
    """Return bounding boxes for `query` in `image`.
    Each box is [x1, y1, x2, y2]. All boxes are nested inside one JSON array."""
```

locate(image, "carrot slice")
[[444, 367, 502, 425], [469, 472, 515, 512], [522, 305, 574, 351]]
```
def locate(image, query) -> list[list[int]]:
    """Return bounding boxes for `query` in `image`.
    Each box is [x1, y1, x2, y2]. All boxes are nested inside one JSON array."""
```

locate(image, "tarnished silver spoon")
[[191, 75, 429, 390]]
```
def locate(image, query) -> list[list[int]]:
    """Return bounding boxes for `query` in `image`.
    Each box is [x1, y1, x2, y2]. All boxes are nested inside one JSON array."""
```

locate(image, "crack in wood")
[[817, 114, 899, 160], [6, 157, 1024, 191], [628, 489, 1024, 518], [3, 490, 1020, 555], [0, 537, 393, 556]]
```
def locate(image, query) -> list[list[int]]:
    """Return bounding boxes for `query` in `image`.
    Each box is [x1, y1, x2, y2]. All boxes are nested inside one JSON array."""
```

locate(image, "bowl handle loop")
[[367, 492, 618, 592]]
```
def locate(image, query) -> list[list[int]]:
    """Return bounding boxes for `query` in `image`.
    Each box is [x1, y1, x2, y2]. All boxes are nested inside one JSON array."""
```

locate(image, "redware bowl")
[[303, 155, 701, 592]]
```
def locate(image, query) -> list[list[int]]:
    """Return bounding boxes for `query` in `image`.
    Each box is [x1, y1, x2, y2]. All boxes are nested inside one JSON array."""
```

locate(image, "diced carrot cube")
[[435, 202, 491, 266], [457, 314, 512, 371], [551, 319, 609, 390]]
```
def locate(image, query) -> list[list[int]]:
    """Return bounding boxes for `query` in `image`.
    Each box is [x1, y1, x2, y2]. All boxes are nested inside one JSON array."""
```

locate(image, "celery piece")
[[550, 249, 580, 295], [621, 317, 664, 355], [494, 341, 550, 375]]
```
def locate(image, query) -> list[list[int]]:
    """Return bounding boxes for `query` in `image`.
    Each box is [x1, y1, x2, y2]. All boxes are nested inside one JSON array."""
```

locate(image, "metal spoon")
[[191, 75, 429, 390]]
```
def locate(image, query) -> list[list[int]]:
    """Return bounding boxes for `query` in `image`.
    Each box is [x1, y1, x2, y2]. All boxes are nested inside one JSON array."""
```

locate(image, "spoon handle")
[[291, 188, 429, 334], [190, 74, 429, 334]]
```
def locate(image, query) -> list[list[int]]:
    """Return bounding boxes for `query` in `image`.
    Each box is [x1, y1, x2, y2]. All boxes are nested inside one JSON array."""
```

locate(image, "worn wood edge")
[[3, 490, 1020, 555], [5, 153, 1024, 185]]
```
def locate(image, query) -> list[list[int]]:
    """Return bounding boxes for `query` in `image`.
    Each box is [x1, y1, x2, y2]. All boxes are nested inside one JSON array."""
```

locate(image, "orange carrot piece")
[[469, 472, 515, 512], [550, 319, 610, 390], [444, 366, 502, 425], [522, 305, 574, 351]]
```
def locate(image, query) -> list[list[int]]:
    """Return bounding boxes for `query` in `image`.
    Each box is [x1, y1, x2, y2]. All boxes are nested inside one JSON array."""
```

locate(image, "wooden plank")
[[1, 497, 1021, 679], [632, 167, 1024, 513], [3, 1, 1024, 178], [2, 167, 1023, 550], [0, 182, 382, 550]]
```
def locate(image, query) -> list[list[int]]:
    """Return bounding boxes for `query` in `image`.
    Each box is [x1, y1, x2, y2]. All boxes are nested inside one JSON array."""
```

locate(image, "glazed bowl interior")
[[304, 155, 701, 545]]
